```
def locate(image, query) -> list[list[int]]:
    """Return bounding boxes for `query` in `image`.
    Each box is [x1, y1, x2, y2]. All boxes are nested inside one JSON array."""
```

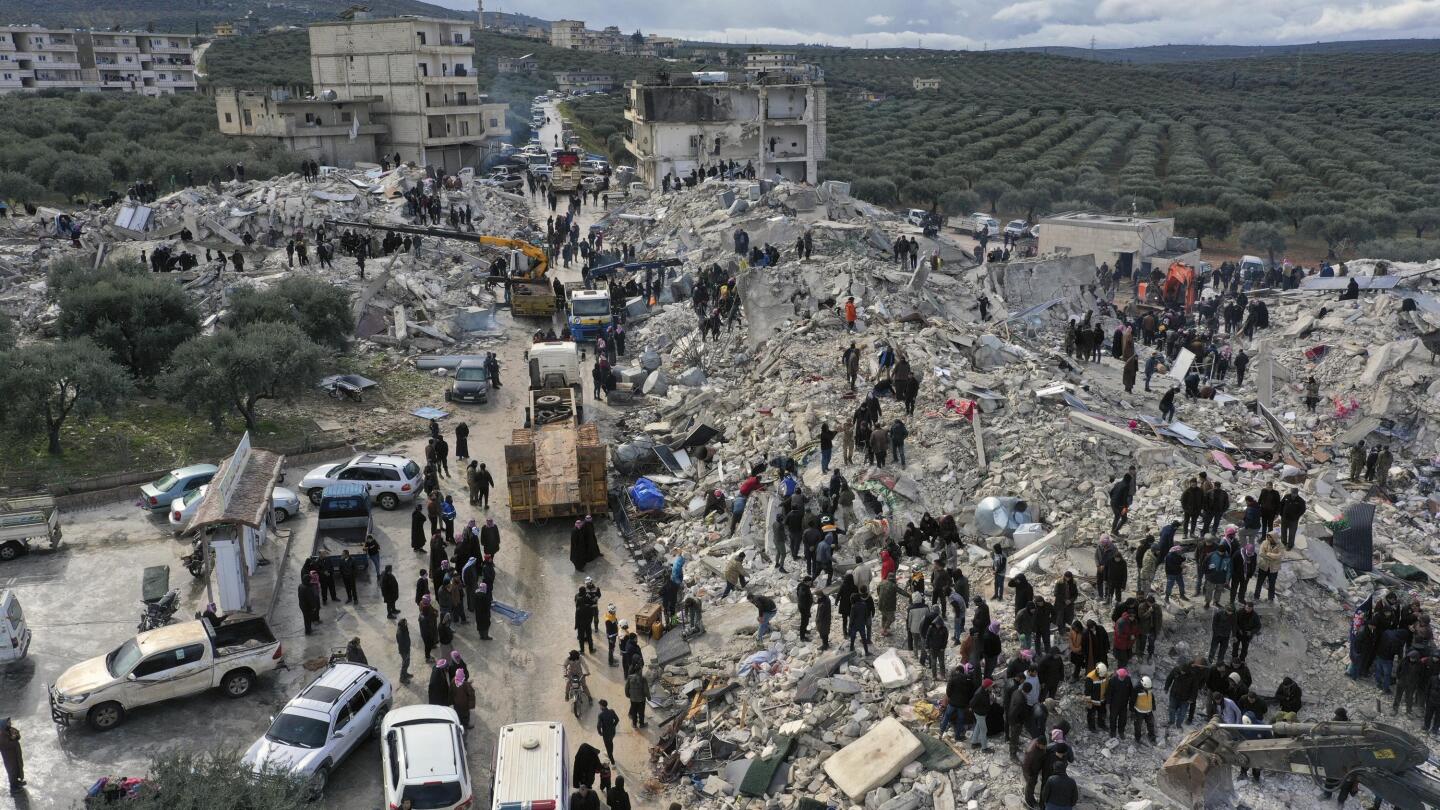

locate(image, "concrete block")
[[677, 366, 707, 387], [823, 717, 924, 799], [643, 370, 669, 396], [879, 789, 922, 810], [640, 350, 663, 371], [872, 648, 911, 688]]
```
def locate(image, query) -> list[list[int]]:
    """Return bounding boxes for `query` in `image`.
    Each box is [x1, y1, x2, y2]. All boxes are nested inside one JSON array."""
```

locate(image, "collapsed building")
[[572, 181, 1440, 809]]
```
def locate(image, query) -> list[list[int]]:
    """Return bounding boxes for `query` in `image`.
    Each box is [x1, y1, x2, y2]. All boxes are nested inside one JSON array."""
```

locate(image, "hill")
[[1004, 38, 1440, 64], [0, 0, 467, 32]]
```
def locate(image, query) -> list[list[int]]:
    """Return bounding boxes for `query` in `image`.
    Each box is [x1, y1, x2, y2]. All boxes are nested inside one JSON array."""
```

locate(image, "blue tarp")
[[629, 477, 665, 511]]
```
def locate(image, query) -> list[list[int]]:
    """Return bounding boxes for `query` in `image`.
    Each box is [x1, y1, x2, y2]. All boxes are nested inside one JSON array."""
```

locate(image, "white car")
[[243, 662, 392, 798], [1004, 219, 1030, 239], [381, 705, 473, 810], [298, 453, 423, 511], [168, 485, 301, 532]]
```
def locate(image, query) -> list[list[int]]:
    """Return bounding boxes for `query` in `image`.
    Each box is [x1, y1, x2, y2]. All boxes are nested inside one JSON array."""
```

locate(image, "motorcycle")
[[565, 672, 592, 718], [179, 538, 208, 579], [138, 589, 179, 632]]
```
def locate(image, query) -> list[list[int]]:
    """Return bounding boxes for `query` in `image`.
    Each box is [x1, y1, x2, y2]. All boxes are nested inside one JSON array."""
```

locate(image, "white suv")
[[381, 705, 473, 810], [242, 662, 392, 798], [299, 454, 423, 511]]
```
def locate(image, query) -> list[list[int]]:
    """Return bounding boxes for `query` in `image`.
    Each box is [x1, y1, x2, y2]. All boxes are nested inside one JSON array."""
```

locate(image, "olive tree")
[[163, 322, 328, 433], [1238, 222, 1288, 268], [0, 337, 134, 455]]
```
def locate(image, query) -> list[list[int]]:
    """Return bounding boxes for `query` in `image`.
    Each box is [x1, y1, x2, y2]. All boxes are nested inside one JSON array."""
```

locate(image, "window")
[[334, 704, 353, 732], [132, 651, 179, 678], [175, 643, 204, 663], [362, 675, 385, 700], [419, 62, 428, 77], [341, 111, 352, 123], [241, 110, 251, 127], [37, 55, 47, 62], [2, 74, 10, 81], [488, 118, 498, 128], [459, 121, 469, 135], [417, 32, 427, 45], [224, 112, 232, 123], [688, 134, 701, 149], [305, 112, 317, 124], [344, 691, 368, 726]]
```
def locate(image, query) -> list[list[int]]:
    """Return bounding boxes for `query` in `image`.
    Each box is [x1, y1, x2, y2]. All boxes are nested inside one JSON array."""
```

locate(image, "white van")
[[492, 722, 568, 810], [0, 589, 32, 665]]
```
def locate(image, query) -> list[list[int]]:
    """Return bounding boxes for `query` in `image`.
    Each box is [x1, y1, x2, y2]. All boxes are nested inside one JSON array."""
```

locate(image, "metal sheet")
[[1299, 275, 1400, 291], [1168, 348, 1195, 381], [1332, 502, 1376, 572]]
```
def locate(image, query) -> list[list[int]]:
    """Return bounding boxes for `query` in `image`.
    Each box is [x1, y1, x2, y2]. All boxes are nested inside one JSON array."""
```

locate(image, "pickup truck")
[[0, 496, 62, 562], [948, 212, 1001, 238], [49, 614, 283, 731]]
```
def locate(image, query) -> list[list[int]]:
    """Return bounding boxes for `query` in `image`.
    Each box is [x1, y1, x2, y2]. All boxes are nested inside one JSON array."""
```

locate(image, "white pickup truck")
[[49, 614, 283, 731]]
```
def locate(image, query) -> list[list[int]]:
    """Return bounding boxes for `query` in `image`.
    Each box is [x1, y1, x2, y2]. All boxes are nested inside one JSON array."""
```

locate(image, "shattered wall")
[[635, 85, 761, 123], [991, 253, 1099, 311]]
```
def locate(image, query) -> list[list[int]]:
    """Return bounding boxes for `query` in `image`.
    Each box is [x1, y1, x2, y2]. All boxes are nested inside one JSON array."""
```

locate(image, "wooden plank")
[[534, 428, 580, 507]]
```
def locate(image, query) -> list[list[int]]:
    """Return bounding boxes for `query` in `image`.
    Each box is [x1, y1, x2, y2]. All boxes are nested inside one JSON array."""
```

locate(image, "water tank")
[[974, 496, 1029, 537], [320, 89, 338, 101]]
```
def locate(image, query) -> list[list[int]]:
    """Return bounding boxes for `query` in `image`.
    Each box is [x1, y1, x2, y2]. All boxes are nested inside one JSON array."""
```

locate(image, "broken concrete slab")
[[794, 648, 853, 703], [824, 717, 924, 799], [872, 648, 911, 689]]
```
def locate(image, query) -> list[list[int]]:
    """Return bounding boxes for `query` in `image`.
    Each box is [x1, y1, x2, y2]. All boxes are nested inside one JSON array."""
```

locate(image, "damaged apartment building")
[[626, 59, 827, 187], [218, 16, 509, 171]]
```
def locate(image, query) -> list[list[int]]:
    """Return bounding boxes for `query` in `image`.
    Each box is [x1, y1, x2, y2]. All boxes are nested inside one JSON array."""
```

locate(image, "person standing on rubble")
[[749, 592, 777, 643], [1375, 445, 1393, 489], [1158, 386, 1178, 423]]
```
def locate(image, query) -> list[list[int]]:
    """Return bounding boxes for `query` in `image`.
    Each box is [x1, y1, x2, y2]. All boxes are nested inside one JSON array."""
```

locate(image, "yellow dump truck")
[[504, 387, 607, 521]]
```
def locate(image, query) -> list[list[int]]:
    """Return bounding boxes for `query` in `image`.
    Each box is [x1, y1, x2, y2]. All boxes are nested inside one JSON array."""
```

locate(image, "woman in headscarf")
[[571, 520, 589, 571], [583, 515, 601, 561], [411, 502, 427, 551], [428, 658, 452, 706]]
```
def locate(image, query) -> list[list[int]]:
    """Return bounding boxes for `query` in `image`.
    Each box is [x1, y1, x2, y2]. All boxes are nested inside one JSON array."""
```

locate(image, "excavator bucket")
[[1160, 734, 1235, 809]]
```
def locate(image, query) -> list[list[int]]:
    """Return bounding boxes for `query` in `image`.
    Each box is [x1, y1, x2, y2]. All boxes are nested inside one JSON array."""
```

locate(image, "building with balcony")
[[309, 16, 484, 172], [497, 54, 538, 74], [0, 26, 195, 95], [215, 88, 387, 166], [625, 72, 827, 188], [554, 71, 615, 93]]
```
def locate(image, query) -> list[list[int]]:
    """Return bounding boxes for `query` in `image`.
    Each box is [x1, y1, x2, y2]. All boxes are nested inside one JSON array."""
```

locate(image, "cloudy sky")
[[431, 0, 1440, 49]]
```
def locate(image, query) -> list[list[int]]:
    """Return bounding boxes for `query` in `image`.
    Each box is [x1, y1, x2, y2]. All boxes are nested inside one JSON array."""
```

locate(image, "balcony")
[[426, 99, 482, 114], [419, 71, 475, 85], [418, 42, 473, 54], [40, 40, 78, 52], [91, 42, 141, 53], [22, 58, 82, 70], [145, 43, 192, 54]]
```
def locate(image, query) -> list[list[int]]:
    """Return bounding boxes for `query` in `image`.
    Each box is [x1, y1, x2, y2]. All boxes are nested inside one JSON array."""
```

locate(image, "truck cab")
[[567, 290, 612, 342], [315, 483, 373, 546], [527, 341, 582, 390]]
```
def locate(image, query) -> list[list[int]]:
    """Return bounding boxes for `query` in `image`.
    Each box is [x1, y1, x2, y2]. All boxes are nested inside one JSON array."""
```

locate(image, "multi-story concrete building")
[[0, 26, 196, 95], [497, 54, 538, 74], [625, 72, 827, 188], [549, 20, 587, 50], [554, 71, 614, 93], [214, 88, 387, 166], [309, 16, 483, 172]]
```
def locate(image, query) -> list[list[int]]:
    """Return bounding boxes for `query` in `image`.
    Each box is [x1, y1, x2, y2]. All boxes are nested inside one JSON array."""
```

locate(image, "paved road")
[[1, 166, 657, 809]]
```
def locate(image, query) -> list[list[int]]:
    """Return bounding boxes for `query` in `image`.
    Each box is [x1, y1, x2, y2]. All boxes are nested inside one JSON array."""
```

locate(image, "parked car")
[[489, 173, 524, 191], [580, 159, 609, 175], [49, 615, 283, 731], [0, 589, 31, 665], [1004, 219, 1030, 239], [139, 464, 218, 512], [905, 208, 928, 227], [168, 484, 300, 533], [381, 705, 473, 810], [298, 454, 423, 511], [446, 357, 491, 404], [242, 662, 392, 798]]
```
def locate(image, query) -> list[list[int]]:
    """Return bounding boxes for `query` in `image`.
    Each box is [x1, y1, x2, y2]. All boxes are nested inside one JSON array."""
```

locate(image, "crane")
[[1161, 720, 1440, 809]]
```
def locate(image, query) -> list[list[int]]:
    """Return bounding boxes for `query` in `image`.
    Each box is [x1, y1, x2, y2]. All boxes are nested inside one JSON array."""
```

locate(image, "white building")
[[625, 73, 827, 188], [0, 26, 196, 95], [1037, 211, 1198, 278], [309, 16, 484, 172]]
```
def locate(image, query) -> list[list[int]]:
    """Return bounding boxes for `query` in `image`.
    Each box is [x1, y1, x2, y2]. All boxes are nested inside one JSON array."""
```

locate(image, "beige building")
[[497, 54, 538, 74], [554, 71, 614, 93], [626, 73, 827, 188], [309, 16, 484, 172], [549, 19, 587, 50], [0, 26, 195, 95], [1037, 211, 1198, 278], [214, 88, 387, 166], [912, 77, 941, 90]]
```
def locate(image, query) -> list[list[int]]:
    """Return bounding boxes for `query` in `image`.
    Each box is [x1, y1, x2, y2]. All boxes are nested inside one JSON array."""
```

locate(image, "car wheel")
[[88, 702, 125, 731], [377, 493, 399, 511], [273, 507, 289, 524], [307, 488, 324, 505], [307, 765, 330, 801], [221, 669, 255, 698], [370, 704, 389, 739], [0, 542, 22, 562]]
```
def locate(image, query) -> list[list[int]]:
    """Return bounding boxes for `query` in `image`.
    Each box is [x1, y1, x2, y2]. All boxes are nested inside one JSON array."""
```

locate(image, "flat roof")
[[1040, 211, 1170, 229], [309, 16, 475, 28]]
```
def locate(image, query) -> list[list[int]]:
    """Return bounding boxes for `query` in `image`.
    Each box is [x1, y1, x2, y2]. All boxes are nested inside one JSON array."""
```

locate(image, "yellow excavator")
[[1161, 720, 1440, 809], [325, 219, 558, 316]]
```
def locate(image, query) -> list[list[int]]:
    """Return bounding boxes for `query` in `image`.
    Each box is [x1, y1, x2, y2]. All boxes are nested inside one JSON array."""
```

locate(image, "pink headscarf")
[[454, 670, 467, 686]]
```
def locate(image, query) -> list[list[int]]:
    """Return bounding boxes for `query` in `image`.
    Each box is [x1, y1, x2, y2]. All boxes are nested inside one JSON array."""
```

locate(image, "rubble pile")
[[0, 166, 537, 349], [588, 180, 1440, 809]]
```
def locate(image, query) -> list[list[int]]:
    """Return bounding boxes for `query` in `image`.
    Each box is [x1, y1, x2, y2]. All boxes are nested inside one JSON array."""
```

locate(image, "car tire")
[[307, 488, 324, 506], [88, 702, 125, 731], [221, 669, 255, 698], [273, 507, 289, 524], [307, 764, 330, 801], [445, 390, 453, 402], [370, 704, 389, 739], [377, 493, 399, 511], [0, 542, 23, 562]]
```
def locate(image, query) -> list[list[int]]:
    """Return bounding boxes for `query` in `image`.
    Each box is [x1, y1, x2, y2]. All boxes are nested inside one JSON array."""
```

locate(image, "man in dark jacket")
[[968, 679, 994, 750], [1109, 474, 1134, 534], [1203, 484, 1230, 537], [1040, 762, 1079, 809], [1258, 483, 1281, 536], [941, 666, 970, 741], [1210, 606, 1235, 664], [1181, 479, 1205, 537], [1424, 671, 1440, 733], [1006, 681, 1032, 760], [1021, 734, 1046, 808], [1232, 602, 1261, 661], [1106, 669, 1135, 739], [925, 611, 949, 679], [814, 586, 832, 650], [380, 564, 400, 618], [796, 578, 813, 640], [1278, 488, 1306, 549]]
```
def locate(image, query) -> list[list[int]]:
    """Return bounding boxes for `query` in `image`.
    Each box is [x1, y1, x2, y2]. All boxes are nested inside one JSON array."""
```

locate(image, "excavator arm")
[[1161, 721, 1440, 810]]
